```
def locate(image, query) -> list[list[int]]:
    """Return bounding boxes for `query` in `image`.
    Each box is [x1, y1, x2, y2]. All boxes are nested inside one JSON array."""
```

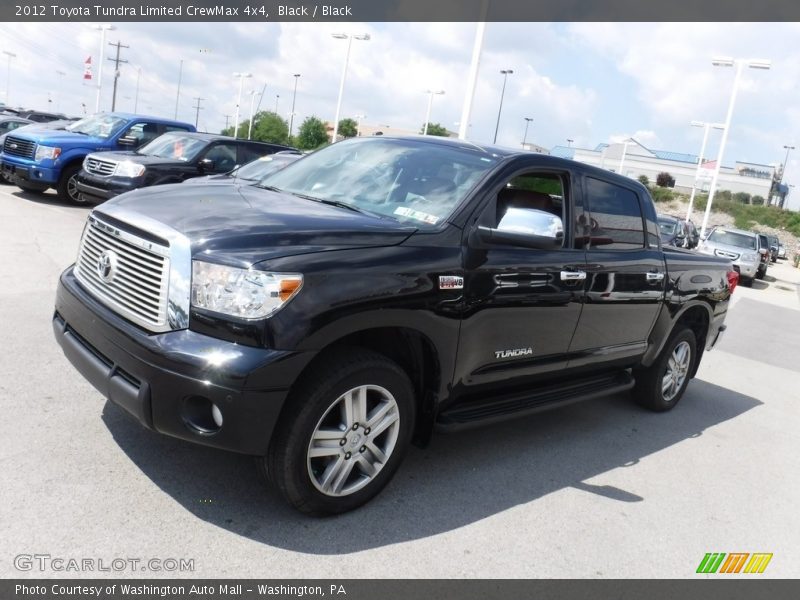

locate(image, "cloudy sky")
[[1, 21, 799, 208]]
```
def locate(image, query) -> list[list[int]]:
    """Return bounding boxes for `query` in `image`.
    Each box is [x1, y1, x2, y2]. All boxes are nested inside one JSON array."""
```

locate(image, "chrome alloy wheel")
[[662, 341, 691, 403], [67, 173, 83, 203], [306, 385, 401, 497]]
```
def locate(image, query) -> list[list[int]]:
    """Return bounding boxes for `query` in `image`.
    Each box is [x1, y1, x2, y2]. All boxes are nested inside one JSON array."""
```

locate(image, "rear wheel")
[[263, 349, 415, 515], [633, 327, 696, 412], [57, 164, 84, 204], [741, 276, 754, 287]]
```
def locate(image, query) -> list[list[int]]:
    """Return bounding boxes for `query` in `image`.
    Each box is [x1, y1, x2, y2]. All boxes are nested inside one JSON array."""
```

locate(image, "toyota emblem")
[[96, 249, 119, 283]]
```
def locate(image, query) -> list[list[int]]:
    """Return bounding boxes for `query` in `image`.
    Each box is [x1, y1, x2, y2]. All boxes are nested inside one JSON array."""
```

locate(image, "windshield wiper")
[[257, 184, 282, 192]]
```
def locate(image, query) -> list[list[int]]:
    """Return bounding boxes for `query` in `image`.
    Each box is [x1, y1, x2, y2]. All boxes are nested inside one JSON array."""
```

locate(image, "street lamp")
[[699, 56, 772, 238], [92, 25, 116, 112], [618, 138, 634, 174], [331, 33, 371, 143], [423, 89, 445, 135], [247, 89, 259, 140], [521, 117, 533, 148], [686, 120, 725, 221], [777, 144, 795, 208], [133, 66, 141, 112], [493, 69, 513, 144], [2, 50, 16, 107], [566, 138, 574, 147], [289, 73, 300, 138], [354, 113, 366, 137], [232, 72, 252, 139]]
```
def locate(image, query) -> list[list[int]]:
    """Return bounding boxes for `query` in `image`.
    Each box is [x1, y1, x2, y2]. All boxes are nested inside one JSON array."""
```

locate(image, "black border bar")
[[4, 0, 800, 22], [4, 579, 799, 600]]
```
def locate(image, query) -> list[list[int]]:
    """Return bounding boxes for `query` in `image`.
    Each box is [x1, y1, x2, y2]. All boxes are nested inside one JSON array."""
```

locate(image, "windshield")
[[262, 138, 501, 228], [66, 114, 128, 139], [708, 230, 757, 250], [137, 133, 207, 161], [658, 218, 678, 235], [238, 155, 298, 181]]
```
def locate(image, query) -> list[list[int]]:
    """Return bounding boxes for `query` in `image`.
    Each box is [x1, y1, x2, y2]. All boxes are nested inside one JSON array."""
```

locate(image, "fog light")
[[211, 403, 223, 427]]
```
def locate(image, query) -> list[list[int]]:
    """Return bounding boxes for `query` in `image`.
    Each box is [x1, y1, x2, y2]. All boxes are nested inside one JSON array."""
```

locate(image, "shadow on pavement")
[[101, 378, 760, 554], [10, 187, 92, 209]]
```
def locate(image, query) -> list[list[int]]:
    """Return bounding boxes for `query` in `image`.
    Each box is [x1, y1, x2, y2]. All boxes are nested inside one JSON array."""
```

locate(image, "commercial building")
[[551, 139, 776, 200]]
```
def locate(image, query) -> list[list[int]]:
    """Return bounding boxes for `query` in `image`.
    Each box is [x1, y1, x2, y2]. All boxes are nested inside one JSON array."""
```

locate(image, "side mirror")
[[199, 158, 215, 171], [475, 208, 564, 250], [118, 136, 137, 146], [758, 248, 768, 255]]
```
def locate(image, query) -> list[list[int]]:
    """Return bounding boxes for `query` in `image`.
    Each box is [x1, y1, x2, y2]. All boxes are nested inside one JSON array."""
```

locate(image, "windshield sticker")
[[394, 206, 440, 225]]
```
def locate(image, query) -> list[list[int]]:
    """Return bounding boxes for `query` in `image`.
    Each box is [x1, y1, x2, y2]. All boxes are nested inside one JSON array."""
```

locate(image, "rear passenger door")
[[567, 175, 665, 369]]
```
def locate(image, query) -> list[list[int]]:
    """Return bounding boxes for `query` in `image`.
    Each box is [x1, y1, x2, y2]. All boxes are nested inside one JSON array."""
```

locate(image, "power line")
[[192, 96, 204, 128], [107, 40, 129, 111]]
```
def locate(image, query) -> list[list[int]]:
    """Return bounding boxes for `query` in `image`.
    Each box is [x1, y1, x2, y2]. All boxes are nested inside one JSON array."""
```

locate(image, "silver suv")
[[698, 227, 760, 286]]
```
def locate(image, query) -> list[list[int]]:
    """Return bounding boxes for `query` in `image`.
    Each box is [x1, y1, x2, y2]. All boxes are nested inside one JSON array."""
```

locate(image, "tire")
[[633, 327, 696, 412], [741, 276, 754, 287], [16, 180, 48, 193], [56, 163, 84, 204], [756, 266, 765, 279], [262, 348, 416, 515]]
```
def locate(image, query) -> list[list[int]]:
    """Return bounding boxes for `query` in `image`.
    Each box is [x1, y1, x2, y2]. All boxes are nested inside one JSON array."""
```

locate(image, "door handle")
[[646, 271, 665, 282], [560, 270, 587, 281]]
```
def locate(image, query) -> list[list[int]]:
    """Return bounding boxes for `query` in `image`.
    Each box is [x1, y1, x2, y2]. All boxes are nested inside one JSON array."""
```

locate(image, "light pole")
[[686, 120, 725, 221], [354, 113, 365, 137], [521, 117, 533, 148], [331, 33, 370, 143], [133, 66, 141, 112], [248, 89, 259, 140], [567, 138, 574, 147], [174, 59, 184, 119], [93, 24, 115, 112], [777, 144, 795, 208], [618, 138, 634, 174], [699, 57, 771, 238], [2, 50, 16, 107], [232, 72, 252, 139], [458, 2, 488, 141], [289, 73, 300, 138], [493, 69, 513, 144], [423, 89, 445, 135], [55, 69, 66, 112]]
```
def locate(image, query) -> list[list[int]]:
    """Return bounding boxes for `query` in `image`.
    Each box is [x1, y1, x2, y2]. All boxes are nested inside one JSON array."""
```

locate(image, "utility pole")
[[192, 97, 204, 128], [224, 115, 231, 131], [107, 40, 129, 112]]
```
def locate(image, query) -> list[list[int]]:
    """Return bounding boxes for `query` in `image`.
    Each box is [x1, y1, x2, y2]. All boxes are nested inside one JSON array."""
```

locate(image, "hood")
[[87, 151, 187, 168], [11, 130, 107, 146], [96, 183, 417, 264]]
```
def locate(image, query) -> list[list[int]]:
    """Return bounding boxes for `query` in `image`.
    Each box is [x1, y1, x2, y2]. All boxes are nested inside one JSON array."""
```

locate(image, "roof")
[[550, 145, 575, 159], [651, 150, 698, 164], [164, 131, 294, 148], [359, 135, 523, 158], [105, 112, 194, 126]]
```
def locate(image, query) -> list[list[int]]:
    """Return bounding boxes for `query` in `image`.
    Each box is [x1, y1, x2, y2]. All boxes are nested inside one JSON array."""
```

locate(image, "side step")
[[436, 370, 634, 431]]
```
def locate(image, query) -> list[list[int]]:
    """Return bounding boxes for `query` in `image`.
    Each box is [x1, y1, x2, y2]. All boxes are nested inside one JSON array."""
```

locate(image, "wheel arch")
[[641, 301, 712, 373]]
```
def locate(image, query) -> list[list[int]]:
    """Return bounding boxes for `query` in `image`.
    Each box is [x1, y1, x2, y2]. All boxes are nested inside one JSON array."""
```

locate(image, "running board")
[[436, 370, 634, 431]]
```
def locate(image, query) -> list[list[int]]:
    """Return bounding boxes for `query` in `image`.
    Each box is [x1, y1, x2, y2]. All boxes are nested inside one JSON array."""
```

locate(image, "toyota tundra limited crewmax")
[[53, 136, 737, 514]]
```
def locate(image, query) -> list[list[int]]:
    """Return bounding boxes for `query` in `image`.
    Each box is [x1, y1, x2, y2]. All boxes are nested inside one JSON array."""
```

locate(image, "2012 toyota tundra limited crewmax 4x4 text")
[[53, 137, 737, 515]]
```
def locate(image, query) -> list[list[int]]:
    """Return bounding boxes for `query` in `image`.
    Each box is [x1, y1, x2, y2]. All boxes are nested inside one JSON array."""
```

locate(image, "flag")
[[83, 56, 92, 81]]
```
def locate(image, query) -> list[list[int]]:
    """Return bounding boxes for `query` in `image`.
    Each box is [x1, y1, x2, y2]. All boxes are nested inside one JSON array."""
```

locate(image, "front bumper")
[[732, 261, 758, 279], [53, 267, 315, 455], [75, 172, 143, 203], [1, 157, 59, 185]]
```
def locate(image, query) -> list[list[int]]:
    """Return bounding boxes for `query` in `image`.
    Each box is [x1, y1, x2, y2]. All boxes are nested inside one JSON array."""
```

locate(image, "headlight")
[[115, 161, 145, 177], [34, 145, 61, 161], [742, 252, 758, 262], [191, 261, 302, 319]]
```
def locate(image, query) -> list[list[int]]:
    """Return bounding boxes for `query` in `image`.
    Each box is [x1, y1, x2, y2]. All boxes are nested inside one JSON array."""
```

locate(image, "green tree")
[[637, 174, 650, 187], [421, 122, 449, 137], [252, 111, 289, 144], [296, 116, 329, 150], [338, 118, 358, 138]]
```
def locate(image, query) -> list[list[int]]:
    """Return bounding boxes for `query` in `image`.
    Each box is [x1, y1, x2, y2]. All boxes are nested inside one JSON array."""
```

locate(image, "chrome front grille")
[[75, 215, 171, 331], [84, 156, 117, 176], [4, 136, 36, 159], [715, 249, 740, 260]]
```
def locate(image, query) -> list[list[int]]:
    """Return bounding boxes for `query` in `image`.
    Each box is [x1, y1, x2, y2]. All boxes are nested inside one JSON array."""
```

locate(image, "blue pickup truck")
[[0, 112, 195, 203]]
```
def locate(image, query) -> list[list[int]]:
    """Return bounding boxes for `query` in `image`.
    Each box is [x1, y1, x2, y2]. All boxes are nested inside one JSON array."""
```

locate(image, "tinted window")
[[138, 133, 207, 161], [585, 177, 645, 249], [493, 172, 566, 247], [203, 143, 238, 172]]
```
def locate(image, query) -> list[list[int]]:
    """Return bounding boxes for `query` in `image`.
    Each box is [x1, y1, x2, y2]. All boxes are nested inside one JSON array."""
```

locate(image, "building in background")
[[552, 139, 776, 200]]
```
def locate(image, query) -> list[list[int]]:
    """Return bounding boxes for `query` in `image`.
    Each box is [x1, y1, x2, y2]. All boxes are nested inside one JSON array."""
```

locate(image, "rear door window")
[[585, 177, 646, 250]]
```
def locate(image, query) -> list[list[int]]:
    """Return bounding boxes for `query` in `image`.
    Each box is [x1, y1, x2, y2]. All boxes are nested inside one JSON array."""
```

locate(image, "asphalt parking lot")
[[1, 184, 798, 579]]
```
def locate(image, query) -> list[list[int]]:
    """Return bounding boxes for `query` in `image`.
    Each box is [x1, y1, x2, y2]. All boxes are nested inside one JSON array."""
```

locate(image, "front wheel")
[[263, 349, 416, 515], [57, 164, 84, 204], [633, 327, 696, 412]]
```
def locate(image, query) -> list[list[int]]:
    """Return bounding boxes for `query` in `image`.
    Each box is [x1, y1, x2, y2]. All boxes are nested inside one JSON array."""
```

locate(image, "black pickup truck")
[[53, 136, 736, 515]]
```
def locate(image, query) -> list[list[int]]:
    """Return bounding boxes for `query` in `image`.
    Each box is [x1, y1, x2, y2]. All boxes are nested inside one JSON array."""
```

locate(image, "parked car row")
[[657, 214, 699, 249], [0, 111, 300, 203], [696, 226, 772, 286]]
